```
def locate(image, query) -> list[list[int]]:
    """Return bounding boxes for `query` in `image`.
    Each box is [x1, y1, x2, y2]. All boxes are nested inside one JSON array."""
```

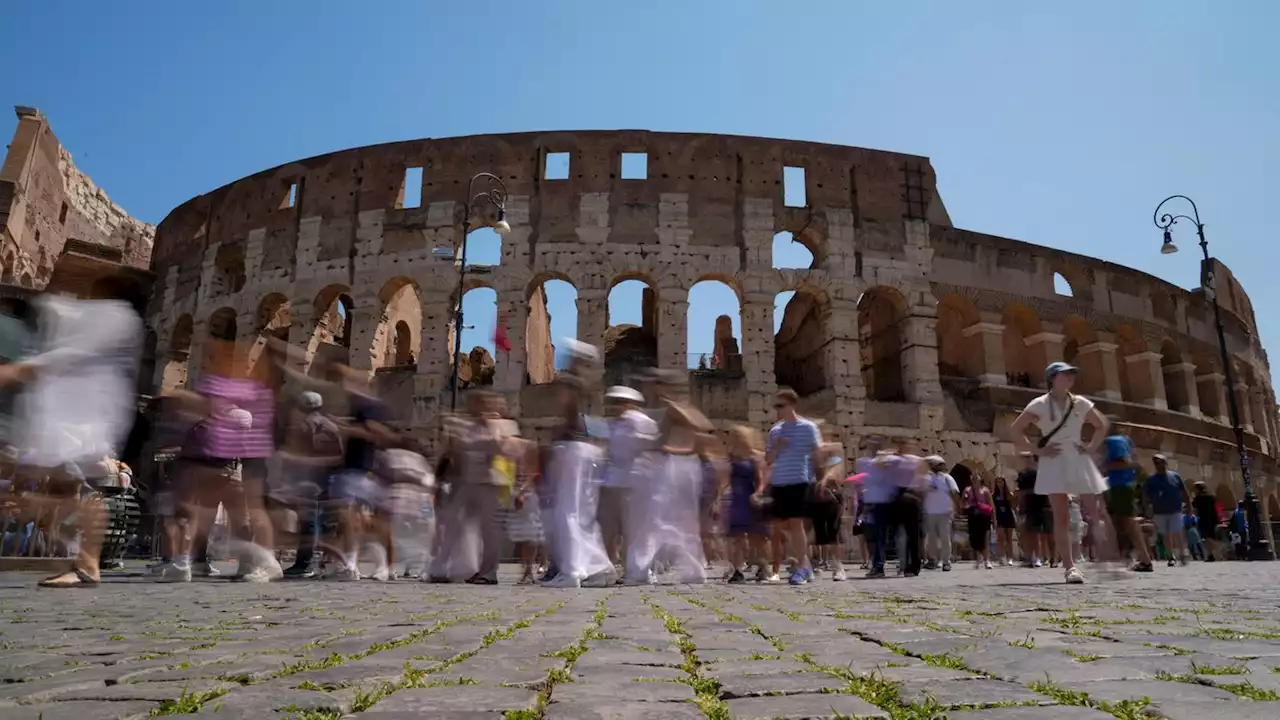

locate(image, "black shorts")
[[770, 484, 810, 520], [809, 500, 841, 545]]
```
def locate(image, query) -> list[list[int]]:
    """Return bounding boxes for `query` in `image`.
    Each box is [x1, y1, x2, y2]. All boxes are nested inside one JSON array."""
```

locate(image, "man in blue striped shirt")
[[765, 388, 824, 585]]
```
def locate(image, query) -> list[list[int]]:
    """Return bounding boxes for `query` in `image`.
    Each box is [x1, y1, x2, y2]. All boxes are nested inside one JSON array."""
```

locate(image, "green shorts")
[[1106, 485, 1137, 519]]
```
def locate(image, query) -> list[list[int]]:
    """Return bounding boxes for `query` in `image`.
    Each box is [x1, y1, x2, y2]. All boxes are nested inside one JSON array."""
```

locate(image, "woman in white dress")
[[1008, 362, 1109, 584]]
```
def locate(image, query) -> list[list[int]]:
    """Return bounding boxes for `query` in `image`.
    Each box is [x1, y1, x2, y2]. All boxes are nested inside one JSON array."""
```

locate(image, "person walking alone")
[[921, 456, 958, 571], [764, 388, 824, 586], [1143, 454, 1187, 566]]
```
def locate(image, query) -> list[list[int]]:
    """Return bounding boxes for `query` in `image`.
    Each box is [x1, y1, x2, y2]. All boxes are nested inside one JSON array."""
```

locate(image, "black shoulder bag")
[[1036, 394, 1075, 449]]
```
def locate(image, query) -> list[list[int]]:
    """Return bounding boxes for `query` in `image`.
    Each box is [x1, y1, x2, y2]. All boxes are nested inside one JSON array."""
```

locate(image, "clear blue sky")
[[2, 2, 1276, 377]]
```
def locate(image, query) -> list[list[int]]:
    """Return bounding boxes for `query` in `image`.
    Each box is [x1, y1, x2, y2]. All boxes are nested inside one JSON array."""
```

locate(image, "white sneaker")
[[157, 563, 192, 583], [541, 573, 583, 588], [984, 560, 993, 569], [764, 573, 781, 584], [1032, 558, 1044, 568], [832, 565, 847, 581], [369, 566, 391, 582], [1005, 558, 1014, 566], [1065, 567, 1086, 584]]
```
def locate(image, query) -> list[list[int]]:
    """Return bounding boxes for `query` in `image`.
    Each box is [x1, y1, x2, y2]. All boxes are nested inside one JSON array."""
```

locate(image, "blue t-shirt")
[[1103, 435, 1135, 489], [1143, 471, 1185, 515], [766, 418, 821, 487]]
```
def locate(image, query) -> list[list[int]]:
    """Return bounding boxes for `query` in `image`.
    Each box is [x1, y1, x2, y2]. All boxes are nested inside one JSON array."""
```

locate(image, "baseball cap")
[[1045, 361, 1078, 382]]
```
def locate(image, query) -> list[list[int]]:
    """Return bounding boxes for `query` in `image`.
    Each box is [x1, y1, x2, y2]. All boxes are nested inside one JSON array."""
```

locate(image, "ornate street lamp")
[[450, 173, 510, 411], [1154, 194, 1272, 560]]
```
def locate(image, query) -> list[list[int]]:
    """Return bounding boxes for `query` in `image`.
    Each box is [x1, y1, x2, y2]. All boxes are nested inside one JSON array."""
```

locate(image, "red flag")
[[494, 312, 511, 353]]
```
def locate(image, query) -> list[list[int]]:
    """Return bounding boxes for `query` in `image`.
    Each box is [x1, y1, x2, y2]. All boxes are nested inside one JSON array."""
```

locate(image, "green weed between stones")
[[149, 687, 229, 716], [1029, 680, 1152, 719], [1064, 650, 1103, 663], [506, 596, 611, 720], [1191, 660, 1249, 675], [1214, 681, 1280, 700], [645, 597, 729, 720], [680, 594, 786, 652], [1008, 633, 1036, 649]]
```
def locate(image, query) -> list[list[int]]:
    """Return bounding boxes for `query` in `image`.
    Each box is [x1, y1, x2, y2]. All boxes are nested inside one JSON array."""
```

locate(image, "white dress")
[[1023, 393, 1107, 496]]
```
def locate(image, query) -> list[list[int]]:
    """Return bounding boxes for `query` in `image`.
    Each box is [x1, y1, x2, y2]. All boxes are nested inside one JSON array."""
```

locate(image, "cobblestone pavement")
[[3, 562, 1280, 719]]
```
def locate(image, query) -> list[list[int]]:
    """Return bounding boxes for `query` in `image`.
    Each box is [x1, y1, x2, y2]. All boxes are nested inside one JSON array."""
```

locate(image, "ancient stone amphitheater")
[[144, 130, 1280, 537]]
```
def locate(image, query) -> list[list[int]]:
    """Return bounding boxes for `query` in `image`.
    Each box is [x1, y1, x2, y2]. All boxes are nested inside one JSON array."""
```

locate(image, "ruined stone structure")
[[1, 107, 155, 287], [145, 130, 1280, 536]]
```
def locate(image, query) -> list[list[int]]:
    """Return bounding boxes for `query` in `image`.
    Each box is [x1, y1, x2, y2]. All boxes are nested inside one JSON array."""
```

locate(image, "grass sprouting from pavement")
[[149, 687, 229, 716], [646, 597, 729, 720], [1191, 660, 1249, 675], [1030, 680, 1153, 719]]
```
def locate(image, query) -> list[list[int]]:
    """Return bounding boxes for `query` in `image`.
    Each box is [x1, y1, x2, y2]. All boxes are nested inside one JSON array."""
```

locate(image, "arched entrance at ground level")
[[774, 288, 829, 398], [526, 276, 578, 385], [605, 278, 657, 386], [687, 279, 741, 373], [858, 287, 908, 402], [1214, 484, 1238, 521], [950, 463, 974, 496]]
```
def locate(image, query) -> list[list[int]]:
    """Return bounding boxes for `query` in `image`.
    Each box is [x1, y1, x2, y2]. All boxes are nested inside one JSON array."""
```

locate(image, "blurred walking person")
[[0, 273, 145, 587], [599, 386, 655, 568], [922, 456, 958, 571]]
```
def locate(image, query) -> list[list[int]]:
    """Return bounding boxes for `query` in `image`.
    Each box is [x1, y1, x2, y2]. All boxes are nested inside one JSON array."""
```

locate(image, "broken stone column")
[[962, 322, 1007, 385], [657, 288, 689, 373], [1076, 342, 1121, 400], [1125, 351, 1168, 410], [496, 289, 528, 395], [741, 293, 777, 427]]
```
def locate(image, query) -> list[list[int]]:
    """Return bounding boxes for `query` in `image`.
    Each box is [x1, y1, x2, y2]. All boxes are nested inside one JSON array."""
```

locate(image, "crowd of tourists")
[[0, 272, 1240, 588]]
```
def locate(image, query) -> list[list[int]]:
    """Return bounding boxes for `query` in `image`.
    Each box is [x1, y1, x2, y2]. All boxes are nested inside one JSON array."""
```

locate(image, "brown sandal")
[[38, 567, 100, 588]]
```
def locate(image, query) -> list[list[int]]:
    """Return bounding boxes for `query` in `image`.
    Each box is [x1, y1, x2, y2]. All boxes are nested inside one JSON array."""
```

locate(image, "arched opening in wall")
[[211, 243, 247, 298], [858, 287, 908, 402], [772, 231, 816, 270], [373, 278, 422, 372], [1114, 325, 1146, 403], [247, 294, 291, 379], [206, 307, 239, 377], [138, 330, 158, 397], [1161, 339, 1190, 412], [774, 287, 830, 399], [935, 294, 982, 379], [454, 286, 497, 389], [687, 278, 742, 374], [1062, 316, 1102, 396], [162, 315, 193, 391], [464, 227, 503, 268], [18, 272, 32, 288], [526, 276, 578, 385], [1215, 484, 1237, 520], [311, 285, 355, 373], [1001, 303, 1042, 388], [606, 277, 657, 386], [1053, 273, 1074, 297]]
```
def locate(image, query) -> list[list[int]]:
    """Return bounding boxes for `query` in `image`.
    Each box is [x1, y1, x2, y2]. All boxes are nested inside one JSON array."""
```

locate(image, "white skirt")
[[1034, 449, 1107, 496]]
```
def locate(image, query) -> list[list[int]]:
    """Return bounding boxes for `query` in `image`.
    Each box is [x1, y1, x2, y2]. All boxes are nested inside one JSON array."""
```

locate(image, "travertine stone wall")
[[0, 107, 154, 285], [145, 130, 1280, 541]]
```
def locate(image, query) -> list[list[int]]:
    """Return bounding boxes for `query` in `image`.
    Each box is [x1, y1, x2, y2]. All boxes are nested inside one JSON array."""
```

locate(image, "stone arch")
[[455, 286, 497, 389], [1114, 324, 1147, 403], [247, 293, 291, 377], [1062, 315, 1103, 396], [211, 242, 246, 298], [774, 286, 830, 399], [1214, 483, 1237, 514], [688, 278, 742, 374], [1001, 302, 1042, 388], [526, 275, 578, 385], [772, 230, 817, 270], [1051, 263, 1092, 301], [606, 275, 657, 385], [1161, 338, 1191, 413], [311, 284, 354, 370], [162, 314, 193, 391], [373, 277, 422, 371], [18, 272, 32, 288], [858, 286, 908, 402], [935, 293, 982, 379]]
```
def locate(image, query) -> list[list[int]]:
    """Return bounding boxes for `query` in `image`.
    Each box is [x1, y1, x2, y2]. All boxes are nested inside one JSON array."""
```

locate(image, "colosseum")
[[143, 130, 1280, 543]]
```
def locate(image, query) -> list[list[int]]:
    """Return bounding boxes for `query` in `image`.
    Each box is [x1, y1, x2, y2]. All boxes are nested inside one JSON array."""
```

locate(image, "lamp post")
[[449, 172, 511, 411], [1154, 194, 1272, 560]]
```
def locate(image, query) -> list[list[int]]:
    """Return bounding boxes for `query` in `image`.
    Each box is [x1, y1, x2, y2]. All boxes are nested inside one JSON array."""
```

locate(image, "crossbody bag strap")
[[1037, 394, 1075, 449]]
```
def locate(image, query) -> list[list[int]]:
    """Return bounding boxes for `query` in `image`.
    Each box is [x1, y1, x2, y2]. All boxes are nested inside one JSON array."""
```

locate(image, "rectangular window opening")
[[401, 167, 423, 209], [784, 166, 807, 207], [283, 181, 298, 210], [621, 152, 648, 180], [544, 152, 570, 181]]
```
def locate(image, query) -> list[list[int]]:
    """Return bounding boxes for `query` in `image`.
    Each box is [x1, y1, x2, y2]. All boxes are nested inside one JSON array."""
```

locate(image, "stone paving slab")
[[4, 560, 1280, 718]]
